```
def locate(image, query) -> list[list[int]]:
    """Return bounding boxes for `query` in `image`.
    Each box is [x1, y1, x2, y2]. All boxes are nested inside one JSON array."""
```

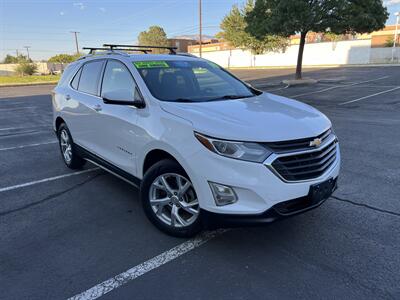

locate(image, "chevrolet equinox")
[[52, 46, 340, 237]]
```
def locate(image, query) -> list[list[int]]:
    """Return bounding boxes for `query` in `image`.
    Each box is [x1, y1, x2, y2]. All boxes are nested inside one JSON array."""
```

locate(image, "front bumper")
[[184, 142, 341, 215], [202, 177, 338, 227]]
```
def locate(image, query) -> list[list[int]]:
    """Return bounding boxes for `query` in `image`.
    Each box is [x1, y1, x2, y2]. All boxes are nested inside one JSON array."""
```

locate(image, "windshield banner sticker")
[[207, 61, 219, 68], [134, 61, 169, 68]]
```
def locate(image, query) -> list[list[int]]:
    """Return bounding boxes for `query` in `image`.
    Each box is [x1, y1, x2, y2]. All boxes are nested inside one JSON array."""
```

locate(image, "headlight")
[[194, 132, 271, 163]]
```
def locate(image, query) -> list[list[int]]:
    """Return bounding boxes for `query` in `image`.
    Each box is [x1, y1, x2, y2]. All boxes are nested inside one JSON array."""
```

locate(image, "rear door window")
[[78, 60, 104, 95]]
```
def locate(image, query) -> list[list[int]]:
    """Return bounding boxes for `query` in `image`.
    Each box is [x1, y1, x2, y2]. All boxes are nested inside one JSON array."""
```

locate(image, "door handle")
[[65, 94, 71, 101], [93, 104, 102, 112]]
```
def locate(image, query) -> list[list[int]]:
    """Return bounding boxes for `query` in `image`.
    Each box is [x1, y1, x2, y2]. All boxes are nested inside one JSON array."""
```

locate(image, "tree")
[[138, 26, 169, 54], [324, 32, 342, 43], [14, 62, 37, 76], [245, 0, 389, 79], [2, 54, 31, 64], [48, 53, 81, 63], [218, 0, 288, 55]]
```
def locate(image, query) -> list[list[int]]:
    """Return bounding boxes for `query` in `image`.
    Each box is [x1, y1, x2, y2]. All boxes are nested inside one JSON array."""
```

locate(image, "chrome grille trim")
[[264, 134, 339, 183], [263, 128, 332, 153]]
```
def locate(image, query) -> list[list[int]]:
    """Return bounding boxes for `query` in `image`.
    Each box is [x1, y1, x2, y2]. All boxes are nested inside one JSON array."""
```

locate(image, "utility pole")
[[16, 49, 19, 56], [23, 46, 31, 59], [199, 0, 202, 58], [71, 31, 80, 54], [392, 12, 399, 62]]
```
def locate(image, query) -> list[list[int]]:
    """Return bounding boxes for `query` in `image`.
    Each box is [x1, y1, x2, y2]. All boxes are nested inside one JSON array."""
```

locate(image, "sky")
[[1, 0, 400, 61]]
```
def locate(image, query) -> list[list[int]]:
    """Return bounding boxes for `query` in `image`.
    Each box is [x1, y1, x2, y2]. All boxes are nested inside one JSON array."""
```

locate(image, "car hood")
[[160, 93, 331, 142]]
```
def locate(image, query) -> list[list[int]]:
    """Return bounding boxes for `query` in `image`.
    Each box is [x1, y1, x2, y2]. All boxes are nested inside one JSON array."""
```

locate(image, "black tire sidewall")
[[57, 123, 85, 169], [140, 159, 202, 237]]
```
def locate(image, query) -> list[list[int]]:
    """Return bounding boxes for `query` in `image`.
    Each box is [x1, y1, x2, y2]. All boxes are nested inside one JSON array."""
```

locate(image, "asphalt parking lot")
[[1, 65, 399, 300]]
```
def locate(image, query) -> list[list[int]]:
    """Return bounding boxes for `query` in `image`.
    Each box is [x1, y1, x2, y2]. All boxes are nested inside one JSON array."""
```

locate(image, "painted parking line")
[[0, 168, 99, 193], [0, 125, 50, 131], [339, 86, 400, 105], [0, 106, 36, 112], [292, 86, 338, 97], [266, 85, 290, 92], [291, 76, 389, 98], [68, 229, 227, 300], [0, 141, 57, 151], [0, 131, 50, 139]]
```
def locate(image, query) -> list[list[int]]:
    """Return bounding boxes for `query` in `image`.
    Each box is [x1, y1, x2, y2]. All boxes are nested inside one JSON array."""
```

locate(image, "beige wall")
[[191, 40, 400, 67], [0, 62, 67, 76]]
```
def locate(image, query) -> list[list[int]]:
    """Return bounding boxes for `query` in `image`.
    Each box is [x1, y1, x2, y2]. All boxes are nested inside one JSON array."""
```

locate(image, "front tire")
[[140, 159, 202, 237], [57, 123, 86, 169]]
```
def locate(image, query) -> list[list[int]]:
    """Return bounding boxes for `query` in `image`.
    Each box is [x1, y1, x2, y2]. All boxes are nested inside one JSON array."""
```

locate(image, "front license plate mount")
[[309, 177, 337, 204]]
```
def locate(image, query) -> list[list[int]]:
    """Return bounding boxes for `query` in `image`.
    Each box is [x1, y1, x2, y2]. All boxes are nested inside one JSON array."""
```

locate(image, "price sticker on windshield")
[[134, 61, 169, 68]]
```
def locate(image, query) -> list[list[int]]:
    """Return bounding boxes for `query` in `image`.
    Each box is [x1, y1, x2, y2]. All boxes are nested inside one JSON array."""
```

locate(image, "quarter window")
[[70, 67, 82, 90], [78, 60, 104, 95]]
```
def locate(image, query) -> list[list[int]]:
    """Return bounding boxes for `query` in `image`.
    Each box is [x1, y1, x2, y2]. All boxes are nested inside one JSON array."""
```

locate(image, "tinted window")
[[134, 60, 257, 102], [193, 67, 236, 95], [78, 60, 104, 95], [101, 60, 136, 98], [71, 67, 82, 90]]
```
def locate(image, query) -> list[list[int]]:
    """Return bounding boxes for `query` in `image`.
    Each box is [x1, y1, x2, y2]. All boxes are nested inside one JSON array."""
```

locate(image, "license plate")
[[309, 178, 336, 204]]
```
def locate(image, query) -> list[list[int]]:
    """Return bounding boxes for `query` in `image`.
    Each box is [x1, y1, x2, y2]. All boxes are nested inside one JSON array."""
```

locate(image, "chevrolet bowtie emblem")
[[309, 138, 322, 147]]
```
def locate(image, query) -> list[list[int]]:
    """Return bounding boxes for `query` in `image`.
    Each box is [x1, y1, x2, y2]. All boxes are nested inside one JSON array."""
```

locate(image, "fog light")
[[209, 182, 238, 206]]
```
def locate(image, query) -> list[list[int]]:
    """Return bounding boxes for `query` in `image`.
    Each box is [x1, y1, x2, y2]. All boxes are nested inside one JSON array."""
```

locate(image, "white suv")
[[53, 46, 340, 237]]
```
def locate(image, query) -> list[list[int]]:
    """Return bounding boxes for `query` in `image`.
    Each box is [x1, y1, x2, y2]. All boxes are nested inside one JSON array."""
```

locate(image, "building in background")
[[168, 38, 198, 53], [188, 42, 232, 54], [169, 35, 219, 52], [370, 25, 400, 47]]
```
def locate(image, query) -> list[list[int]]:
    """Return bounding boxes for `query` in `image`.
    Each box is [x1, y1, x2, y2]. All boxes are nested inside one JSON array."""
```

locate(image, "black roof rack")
[[83, 47, 111, 54], [103, 44, 177, 54], [83, 46, 152, 54], [114, 48, 153, 54]]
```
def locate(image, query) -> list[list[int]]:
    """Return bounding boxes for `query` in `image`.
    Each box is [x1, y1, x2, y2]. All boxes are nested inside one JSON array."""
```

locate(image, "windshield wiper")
[[207, 94, 255, 101], [173, 98, 195, 103]]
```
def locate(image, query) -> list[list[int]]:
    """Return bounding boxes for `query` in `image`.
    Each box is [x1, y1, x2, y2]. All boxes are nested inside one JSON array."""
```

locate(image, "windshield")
[[133, 60, 259, 102]]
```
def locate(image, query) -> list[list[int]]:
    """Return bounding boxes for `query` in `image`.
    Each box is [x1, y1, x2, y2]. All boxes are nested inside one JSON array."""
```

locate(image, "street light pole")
[[71, 31, 80, 54], [199, 0, 202, 58], [24, 46, 31, 60], [392, 12, 399, 62]]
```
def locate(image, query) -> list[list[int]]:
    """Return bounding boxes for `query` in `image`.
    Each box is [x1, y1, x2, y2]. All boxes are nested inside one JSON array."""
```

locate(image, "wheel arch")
[[142, 149, 181, 177], [55, 116, 66, 134]]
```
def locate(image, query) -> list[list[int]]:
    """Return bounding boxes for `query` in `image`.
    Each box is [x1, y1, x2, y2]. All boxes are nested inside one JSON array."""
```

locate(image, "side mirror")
[[102, 88, 145, 108]]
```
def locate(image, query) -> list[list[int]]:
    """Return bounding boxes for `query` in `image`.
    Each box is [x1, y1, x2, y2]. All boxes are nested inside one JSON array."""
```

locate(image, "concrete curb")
[[0, 81, 58, 88], [318, 77, 347, 84], [282, 78, 318, 86]]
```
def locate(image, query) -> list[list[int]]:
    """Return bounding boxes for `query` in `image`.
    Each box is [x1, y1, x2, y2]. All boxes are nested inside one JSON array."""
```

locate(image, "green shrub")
[[384, 37, 394, 48], [14, 62, 38, 76], [48, 53, 82, 63]]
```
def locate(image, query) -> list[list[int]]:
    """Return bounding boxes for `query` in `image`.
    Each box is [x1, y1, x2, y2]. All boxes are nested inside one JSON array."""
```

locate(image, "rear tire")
[[57, 123, 86, 169], [140, 159, 202, 237]]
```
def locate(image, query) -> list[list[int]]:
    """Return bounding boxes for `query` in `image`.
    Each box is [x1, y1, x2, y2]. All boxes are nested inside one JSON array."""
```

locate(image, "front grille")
[[271, 138, 338, 181], [264, 129, 331, 153]]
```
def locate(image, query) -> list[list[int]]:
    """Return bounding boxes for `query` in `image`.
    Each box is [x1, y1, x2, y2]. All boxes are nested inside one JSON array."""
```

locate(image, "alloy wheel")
[[60, 129, 72, 164], [149, 173, 200, 228]]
